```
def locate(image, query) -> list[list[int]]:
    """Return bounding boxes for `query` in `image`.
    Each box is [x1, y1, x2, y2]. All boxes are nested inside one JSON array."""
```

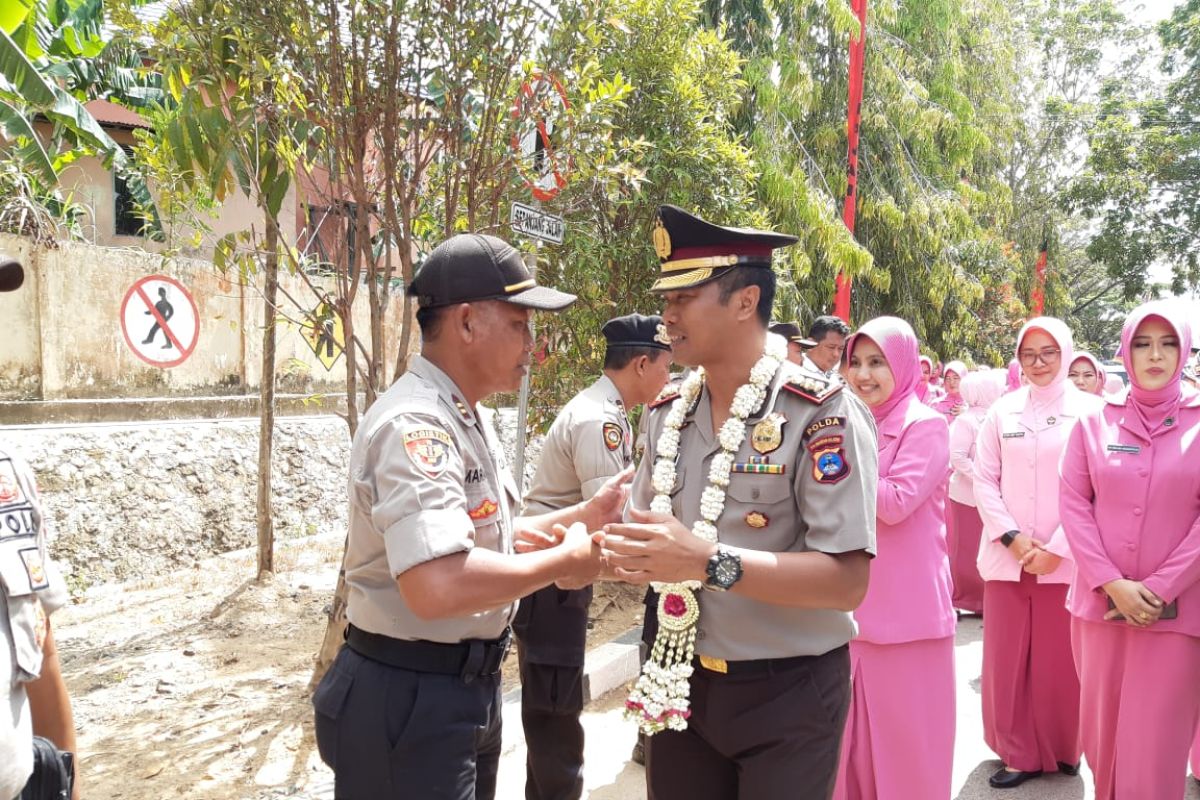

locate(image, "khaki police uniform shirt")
[[0, 447, 68, 800], [630, 361, 878, 661], [344, 356, 520, 644], [523, 375, 631, 516]]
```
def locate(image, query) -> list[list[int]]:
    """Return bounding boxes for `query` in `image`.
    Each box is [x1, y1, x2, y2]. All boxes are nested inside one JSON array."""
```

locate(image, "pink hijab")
[[961, 369, 1006, 411], [1120, 300, 1194, 431], [916, 355, 934, 402], [1015, 316, 1074, 404], [1069, 352, 1105, 396], [847, 316, 921, 424], [1005, 358, 1022, 392]]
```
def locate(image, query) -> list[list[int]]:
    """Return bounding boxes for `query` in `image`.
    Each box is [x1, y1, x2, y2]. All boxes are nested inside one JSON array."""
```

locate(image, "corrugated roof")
[[85, 99, 151, 130]]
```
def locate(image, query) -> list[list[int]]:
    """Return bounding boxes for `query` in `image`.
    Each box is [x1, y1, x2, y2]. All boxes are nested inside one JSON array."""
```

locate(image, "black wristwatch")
[[705, 546, 743, 591], [1000, 530, 1018, 547]]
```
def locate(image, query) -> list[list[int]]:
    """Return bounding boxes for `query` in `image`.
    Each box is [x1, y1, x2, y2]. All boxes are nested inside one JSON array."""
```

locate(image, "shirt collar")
[[408, 355, 477, 425]]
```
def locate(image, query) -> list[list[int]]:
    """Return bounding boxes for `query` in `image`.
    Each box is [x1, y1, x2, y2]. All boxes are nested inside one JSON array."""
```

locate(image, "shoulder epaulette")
[[782, 373, 843, 405], [648, 386, 680, 410]]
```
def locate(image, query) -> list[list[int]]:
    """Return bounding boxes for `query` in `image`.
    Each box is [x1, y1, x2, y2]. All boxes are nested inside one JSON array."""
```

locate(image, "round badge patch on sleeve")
[[809, 436, 851, 484], [403, 426, 454, 478], [603, 422, 623, 451]]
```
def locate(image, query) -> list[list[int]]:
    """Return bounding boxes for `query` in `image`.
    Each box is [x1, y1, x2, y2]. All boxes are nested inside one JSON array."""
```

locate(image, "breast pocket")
[[723, 474, 793, 548]]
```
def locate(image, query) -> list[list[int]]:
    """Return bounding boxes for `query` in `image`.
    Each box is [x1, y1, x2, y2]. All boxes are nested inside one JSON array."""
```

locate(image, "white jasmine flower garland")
[[625, 334, 787, 734]]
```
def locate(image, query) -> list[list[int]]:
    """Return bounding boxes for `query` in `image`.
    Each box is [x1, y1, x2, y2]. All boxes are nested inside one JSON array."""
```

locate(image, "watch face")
[[715, 559, 739, 584]]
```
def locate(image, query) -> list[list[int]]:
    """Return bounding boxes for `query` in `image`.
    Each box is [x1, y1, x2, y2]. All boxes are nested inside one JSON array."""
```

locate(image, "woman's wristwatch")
[[1000, 530, 1018, 547]]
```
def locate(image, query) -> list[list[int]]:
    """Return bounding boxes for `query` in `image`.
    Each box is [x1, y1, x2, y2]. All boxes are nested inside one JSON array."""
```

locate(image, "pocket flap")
[[312, 660, 355, 720]]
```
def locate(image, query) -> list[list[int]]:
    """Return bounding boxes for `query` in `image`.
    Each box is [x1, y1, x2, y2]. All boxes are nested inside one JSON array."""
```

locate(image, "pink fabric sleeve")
[[1142, 518, 1200, 604], [876, 416, 949, 526], [1058, 421, 1123, 591], [948, 416, 976, 477], [971, 406, 1020, 540]]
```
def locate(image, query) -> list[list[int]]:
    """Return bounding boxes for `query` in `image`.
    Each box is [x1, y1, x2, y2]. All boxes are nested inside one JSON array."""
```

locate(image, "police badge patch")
[[809, 436, 850, 484], [603, 422, 623, 451], [19, 547, 49, 590], [751, 413, 787, 455], [403, 427, 453, 478]]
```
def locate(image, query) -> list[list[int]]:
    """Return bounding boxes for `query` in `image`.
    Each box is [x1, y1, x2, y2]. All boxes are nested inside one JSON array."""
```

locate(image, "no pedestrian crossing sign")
[[120, 275, 200, 368], [510, 202, 565, 245]]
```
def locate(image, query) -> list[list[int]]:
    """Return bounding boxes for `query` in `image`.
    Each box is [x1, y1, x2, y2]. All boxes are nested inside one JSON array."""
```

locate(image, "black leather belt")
[[345, 624, 511, 682], [695, 643, 848, 676]]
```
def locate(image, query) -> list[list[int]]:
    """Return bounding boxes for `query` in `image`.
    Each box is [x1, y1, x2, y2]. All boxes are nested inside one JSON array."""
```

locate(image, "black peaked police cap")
[[603, 313, 671, 352], [650, 205, 798, 293], [410, 234, 576, 311], [0, 253, 24, 293], [769, 321, 803, 341]]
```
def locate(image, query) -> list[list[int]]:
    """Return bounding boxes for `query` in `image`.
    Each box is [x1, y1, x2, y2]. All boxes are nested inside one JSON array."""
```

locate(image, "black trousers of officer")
[[513, 584, 591, 800], [645, 644, 852, 800], [313, 637, 504, 800]]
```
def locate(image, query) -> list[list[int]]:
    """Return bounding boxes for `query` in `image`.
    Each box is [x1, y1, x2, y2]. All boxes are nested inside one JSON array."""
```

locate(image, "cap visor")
[[797, 338, 818, 347], [0, 258, 25, 292], [503, 285, 577, 311]]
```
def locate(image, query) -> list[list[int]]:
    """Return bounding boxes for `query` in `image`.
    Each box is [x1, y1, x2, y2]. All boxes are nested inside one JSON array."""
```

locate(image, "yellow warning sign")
[[302, 302, 344, 371]]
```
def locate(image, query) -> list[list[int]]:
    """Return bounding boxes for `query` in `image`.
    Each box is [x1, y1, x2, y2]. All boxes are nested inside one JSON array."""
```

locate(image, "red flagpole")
[[1031, 239, 1048, 317], [834, 0, 868, 324]]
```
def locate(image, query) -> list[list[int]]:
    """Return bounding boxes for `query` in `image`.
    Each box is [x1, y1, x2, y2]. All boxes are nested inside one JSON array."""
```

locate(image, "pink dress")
[[1059, 301, 1200, 800], [972, 318, 1102, 774], [835, 332, 956, 800], [946, 409, 985, 613]]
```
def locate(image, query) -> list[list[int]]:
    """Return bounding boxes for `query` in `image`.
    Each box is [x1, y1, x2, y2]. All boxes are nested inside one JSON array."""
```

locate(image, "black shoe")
[[989, 767, 1043, 789], [1057, 761, 1079, 776]]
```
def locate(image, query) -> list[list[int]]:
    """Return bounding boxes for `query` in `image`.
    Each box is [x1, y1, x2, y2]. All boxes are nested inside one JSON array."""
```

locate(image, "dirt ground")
[[54, 534, 646, 800]]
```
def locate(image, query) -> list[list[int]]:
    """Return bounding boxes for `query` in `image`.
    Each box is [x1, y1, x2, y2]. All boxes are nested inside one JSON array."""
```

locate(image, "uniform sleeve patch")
[[19, 547, 49, 590], [603, 422, 623, 451], [810, 440, 851, 484], [0, 458, 30, 510], [803, 416, 846, 441], [467, 498, 499, 521], [402, 426, 454, 478]]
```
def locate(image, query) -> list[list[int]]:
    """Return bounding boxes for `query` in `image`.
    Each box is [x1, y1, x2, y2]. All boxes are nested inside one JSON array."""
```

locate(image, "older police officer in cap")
[[599, 206, 878, 800], [514, 313, 672, 800], [0, 255, 80, 800], [312, 233, 624, 800]]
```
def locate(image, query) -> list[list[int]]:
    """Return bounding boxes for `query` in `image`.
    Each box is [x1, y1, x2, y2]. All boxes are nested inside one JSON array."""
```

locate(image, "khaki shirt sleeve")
[[625, 411, 661, 521], [574, 415, 629, 501], [794, 391, 878, 556], [360, 414, 475, 576]]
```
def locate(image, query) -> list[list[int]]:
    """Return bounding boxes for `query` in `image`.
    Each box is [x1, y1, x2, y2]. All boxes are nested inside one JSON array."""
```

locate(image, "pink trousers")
[[832, 637, 956, 800], [946, 500, 984, 614], [981, 574, 1080, 772], [1072, 618, 1200, 800]]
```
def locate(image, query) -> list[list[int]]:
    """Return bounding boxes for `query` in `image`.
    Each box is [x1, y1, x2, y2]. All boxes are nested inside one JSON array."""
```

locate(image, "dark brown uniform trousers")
[[646, 644, 851, 800], [513, 584, 592, 800]]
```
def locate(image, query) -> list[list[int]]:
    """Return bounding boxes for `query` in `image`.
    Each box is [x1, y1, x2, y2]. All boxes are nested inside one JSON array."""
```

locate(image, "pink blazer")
[[973, 385, 1103, 583], [853, 395, 956, 644], [1059, 388, 1200, 636], [948, 410, 983, 506]]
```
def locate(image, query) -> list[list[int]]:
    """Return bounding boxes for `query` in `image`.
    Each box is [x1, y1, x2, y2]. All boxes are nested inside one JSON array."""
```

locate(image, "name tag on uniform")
[[1002, 432, 1025, 439], [1106, 444, 1141, 454]]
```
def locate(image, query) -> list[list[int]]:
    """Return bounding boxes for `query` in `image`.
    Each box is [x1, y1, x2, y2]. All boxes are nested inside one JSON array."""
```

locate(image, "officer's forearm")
[[731, 549, 870, 611], [397, 546, 594, 620], [518, 502, 590, 537], [27, 622, 79, 759]]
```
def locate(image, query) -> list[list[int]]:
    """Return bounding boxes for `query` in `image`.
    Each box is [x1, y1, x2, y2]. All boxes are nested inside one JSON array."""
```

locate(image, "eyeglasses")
[[1018, 348, 1061, 366]]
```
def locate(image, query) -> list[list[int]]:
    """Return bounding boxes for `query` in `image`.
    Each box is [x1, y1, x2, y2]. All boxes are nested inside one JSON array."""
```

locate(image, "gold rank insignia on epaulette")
[[782, 373, 842, 404], [649, 384, 680, 410]]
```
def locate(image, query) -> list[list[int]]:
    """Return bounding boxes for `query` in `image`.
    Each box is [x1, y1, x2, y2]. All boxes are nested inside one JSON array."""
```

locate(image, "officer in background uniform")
[[312, 234, 623, 800], [514, 313, 672, 800], [0, 255, 79, 800], [601, 206, 878, 799], [767, 322, 807, 366]]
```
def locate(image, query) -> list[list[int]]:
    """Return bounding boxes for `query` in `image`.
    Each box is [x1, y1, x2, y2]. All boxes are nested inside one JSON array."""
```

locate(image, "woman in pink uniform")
[[973, 316, 1103, 789], [946, 370, 1005, 615], [933, 360, 967, 420], [1067, 352, 1105, 396], [834, 316, 956, 800], [1059, 301, 1200, 800], [917, 355, 937, 403], [1005, 358, 1022, 392]]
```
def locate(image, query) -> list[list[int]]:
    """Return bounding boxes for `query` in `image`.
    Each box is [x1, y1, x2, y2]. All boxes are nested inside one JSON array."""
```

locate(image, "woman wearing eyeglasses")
[[972, 317, 1104, 789], [1059, 301, 1200, 800]]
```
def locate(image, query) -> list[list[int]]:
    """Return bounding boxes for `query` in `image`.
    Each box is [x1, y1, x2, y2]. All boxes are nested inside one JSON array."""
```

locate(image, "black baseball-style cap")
[[603, 313, 672, 352], [0, 254, 24, 292], [649, 205, 798, 292], [769, 321, 802, 341], [410, 234, 576, 311]]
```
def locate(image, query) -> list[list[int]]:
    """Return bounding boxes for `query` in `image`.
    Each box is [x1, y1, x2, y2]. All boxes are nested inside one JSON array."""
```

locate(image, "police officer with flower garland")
[[0, 254, 79, 800], [600, 206, 879, 799], [312, 233, 626, 800], [514, 313, 672, 800]]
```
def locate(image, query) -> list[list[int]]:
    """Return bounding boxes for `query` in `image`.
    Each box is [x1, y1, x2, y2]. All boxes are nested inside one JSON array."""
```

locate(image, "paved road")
[[494, 617, 1200, 800]]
